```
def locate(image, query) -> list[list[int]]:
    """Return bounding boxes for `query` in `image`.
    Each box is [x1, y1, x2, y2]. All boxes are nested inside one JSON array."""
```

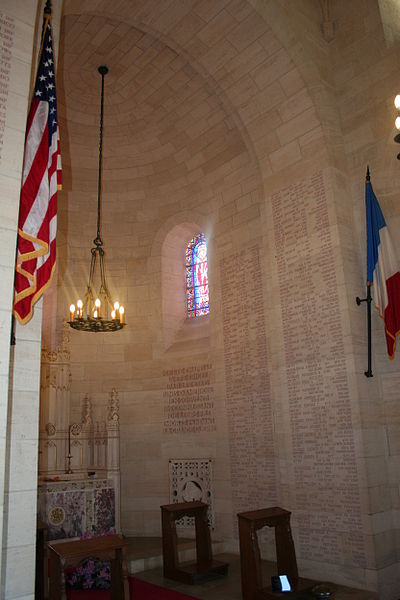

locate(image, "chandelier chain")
[[96, 66, 108, 246]]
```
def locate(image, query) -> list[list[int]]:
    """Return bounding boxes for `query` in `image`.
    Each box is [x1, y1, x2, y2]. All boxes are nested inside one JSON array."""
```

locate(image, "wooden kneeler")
[[237, 507, 316, 599], [161, 501, 228, 584]]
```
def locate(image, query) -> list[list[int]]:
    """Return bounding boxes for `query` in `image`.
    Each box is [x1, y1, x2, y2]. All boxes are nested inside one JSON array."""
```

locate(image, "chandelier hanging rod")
[[96, 65, 107, 246]]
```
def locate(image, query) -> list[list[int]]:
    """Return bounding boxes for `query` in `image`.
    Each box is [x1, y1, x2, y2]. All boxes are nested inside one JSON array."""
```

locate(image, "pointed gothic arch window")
[[185, 233, 209, 318]]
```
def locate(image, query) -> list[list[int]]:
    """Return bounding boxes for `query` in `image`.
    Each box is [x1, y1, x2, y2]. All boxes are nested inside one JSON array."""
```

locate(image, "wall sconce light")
[[394, 95, 400, 159]]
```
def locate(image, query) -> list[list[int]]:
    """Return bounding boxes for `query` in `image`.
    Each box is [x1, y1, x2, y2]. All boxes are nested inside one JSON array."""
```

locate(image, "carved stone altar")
[[37, 478, 115, 541]]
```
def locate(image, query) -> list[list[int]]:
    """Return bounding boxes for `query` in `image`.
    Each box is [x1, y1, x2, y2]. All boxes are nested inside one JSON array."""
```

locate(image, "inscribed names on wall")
[[220, 245, 275, 529], [163, 364, 216, 434], [0, 14, 14, 163], [271, 171, 366, 567]]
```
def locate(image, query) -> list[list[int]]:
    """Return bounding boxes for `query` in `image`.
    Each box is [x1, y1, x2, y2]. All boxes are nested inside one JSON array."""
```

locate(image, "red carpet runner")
[[67, 576, 199, 600]]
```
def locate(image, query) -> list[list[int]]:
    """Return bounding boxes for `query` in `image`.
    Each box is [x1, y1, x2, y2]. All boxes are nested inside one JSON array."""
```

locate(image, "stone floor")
[[125, 538, 378, 600]]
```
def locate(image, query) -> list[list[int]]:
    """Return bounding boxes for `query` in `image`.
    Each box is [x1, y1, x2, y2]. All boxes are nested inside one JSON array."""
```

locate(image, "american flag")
[[13, 12, 62, 325]]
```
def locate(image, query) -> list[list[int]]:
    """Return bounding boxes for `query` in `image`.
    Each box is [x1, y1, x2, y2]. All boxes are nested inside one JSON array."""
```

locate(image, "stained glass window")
[[186, 233, 209, 318]]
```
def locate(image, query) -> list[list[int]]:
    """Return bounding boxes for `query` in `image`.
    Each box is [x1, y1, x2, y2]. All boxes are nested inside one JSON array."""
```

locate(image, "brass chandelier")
[[68, 66, 125, 332]]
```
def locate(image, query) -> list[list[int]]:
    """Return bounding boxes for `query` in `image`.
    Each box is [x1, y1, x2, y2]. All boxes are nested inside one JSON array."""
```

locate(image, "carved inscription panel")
[[0, 14, 14, 163], [220, 245, 276, 529], [163, 364, 216, 434], [271, 171, 366, 567]]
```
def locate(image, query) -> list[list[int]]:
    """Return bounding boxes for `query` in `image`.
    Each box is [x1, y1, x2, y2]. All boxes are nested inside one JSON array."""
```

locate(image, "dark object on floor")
[[312, 584, 333, 599], [271, 574, 292, 592]]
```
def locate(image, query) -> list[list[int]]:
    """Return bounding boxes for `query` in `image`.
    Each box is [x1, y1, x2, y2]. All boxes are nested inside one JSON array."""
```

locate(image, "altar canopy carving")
[[38, 323, 121, 537], [39, 389, 120, 477]]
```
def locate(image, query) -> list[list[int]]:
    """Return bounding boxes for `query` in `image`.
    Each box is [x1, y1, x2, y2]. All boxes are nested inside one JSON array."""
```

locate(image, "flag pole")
[[356, 166, 373, 378], [42, 1, 52, 40]]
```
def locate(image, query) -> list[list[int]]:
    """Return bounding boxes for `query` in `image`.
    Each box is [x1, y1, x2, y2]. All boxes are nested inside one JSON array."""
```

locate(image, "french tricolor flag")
[[366, 177, 400, 358]]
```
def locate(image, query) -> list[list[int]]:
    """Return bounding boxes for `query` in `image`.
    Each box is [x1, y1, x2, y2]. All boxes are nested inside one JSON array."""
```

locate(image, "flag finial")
[[44, 0, 52, 15], [366, 165, 370, 182]]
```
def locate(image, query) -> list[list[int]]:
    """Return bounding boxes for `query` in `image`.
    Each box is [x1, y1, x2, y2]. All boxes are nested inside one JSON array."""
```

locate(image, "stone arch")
[[150, 213, 214, 353], [248, 0, 343, 172], [60, 1, 331, 187]]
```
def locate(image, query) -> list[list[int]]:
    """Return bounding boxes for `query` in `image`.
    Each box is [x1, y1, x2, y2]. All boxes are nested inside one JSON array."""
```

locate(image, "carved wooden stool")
[[36, 518, 48, 600], [237, 506, 316, 599], [161, 501, 228, 584], [48, 534, 129, 600]]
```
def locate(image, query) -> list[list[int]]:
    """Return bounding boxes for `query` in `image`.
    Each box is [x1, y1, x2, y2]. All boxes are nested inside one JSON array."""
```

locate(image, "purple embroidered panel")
[[44, 491, 86, 539], [37, 480, 116, 540], [186, 233, 209, 318], [93, 487, 115, 535]]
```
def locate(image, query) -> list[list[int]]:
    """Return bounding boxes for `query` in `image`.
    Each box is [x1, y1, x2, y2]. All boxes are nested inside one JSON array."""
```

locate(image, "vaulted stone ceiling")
[[58, 1, 317, 208], [57, 0, 326, 309], [58, 6, 263, 207], [60, 18, 247, 194]]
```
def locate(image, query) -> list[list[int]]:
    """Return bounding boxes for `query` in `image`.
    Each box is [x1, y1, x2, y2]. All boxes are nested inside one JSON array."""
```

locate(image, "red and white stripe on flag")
[[13, 14, 62, 325]]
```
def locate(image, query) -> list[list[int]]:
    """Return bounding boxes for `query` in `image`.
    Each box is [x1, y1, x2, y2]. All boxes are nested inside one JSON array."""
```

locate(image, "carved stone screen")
[[169, 458, 214, 530], [271, 171, 366, 567], [220, 245, 276, 528]]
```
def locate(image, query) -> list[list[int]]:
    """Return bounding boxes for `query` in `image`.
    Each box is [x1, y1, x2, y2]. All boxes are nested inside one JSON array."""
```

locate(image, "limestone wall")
[[56, 1, 400, 598], [0, 3, 41, 598], [329, 2, 400, 596], [0, 2, 63, 598]]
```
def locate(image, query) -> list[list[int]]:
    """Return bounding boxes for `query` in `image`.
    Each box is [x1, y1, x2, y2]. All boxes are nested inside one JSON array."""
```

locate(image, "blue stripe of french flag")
[[366, 178, 400, 358]]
